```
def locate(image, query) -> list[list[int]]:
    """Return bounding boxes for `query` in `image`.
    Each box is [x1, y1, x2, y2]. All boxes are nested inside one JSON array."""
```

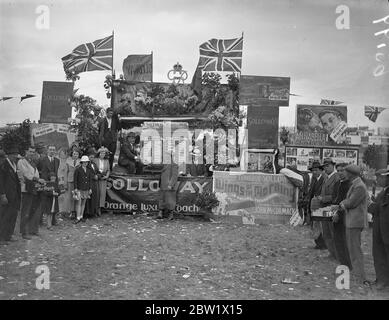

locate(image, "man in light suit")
[[98, 107, 120, 170], [368, 168, 389, 291], [340, 164, 369, 286], [318, 158, 340, 260], [0, 146, 21, 244]]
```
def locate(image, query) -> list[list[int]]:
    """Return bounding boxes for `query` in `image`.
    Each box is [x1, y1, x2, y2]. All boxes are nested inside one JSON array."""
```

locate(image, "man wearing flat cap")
[[368, 167, 389, 291], [0, 146, 21, 244], [319, 158, 340, 260], [340, 164, 369, 286]]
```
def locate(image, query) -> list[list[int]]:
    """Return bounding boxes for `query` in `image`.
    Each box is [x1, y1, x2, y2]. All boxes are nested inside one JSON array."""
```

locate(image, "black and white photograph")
[[1, 0, 389, 305]]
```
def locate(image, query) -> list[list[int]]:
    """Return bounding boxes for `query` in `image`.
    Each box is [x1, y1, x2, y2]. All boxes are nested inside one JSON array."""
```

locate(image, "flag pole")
[[151, 51, 153, 83], [112, 30, 115, 78]]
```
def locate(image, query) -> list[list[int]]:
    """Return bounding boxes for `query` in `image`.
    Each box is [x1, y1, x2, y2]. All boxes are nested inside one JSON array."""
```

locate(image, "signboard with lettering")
[[31, 123, 76, 150], [40, 81, 74, 124], [247, 105, 279, 148], [122, 54, 152, 82], [295, 104, 348, 146], [213, 171, 298, 224], [239, 75, 290, 107], [105, 174, 212, 214]]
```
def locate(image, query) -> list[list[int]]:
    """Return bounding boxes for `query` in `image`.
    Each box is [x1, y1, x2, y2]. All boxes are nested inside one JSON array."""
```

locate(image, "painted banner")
[[247, 105, 279, 148], [122, 54, 152, 82], [295, 104, 348, 146], [239, 75, 290, 107], [40, 81, 74, 124], [213, 171, 298, 224], [105, 174, 212, 214], [31, 123, 76, 150]]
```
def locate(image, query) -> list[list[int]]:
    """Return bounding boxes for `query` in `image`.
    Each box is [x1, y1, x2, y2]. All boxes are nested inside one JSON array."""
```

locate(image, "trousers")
[[20, 193, 41, 235], [373, 216, 389, 286], [345, 228, 366, 282]]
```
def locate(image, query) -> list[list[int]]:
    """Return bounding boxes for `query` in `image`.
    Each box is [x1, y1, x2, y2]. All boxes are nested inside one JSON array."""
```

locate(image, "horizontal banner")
[[105, 174, 212, 214], [213, 171, 298, 224]]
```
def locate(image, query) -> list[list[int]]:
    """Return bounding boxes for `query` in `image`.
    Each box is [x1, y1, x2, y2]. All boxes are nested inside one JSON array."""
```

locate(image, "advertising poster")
[[239, 75, 290, 106], [322, 148, 358, 165], [295, 104, 348, 146], [285, 147, 321, 171], [40, 81, 74, 124], [213, 171, 298, 224], [284, 146, 359, 171], [247, 151, 275, 173], [31, 123, 76, 150], [247, 105, 279, 149], [105, 174, 212, 214]]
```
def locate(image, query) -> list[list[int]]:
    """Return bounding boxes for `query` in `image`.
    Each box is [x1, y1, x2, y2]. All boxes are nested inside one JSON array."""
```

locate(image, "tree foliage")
[[69, 94, 102, 154], [0, 119, 31, 155], [280, 126, 290, 145], [363, 144, 388, 170]]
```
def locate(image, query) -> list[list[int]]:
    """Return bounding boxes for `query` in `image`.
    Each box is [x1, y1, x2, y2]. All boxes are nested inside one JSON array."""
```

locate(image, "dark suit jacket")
[[369, 187, 389, 244], [308, 175, 325, 200], [98, 115, 120, 146], [74, 166, 93, 191], [321, 172, 340, 206], [38, 156, 60, 181], [118, 141, 137, 167], [0, 159, 21, 209]]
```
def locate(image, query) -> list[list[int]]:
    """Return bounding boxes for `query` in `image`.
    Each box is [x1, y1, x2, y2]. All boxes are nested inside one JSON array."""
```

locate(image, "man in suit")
[[368, 168, 389, 291], [0, 146, 21, 244], [157, 144, 179, 220], [98, 107, 120, 170], [340, 164, 369, 286], [332, 163, 352, 268], [118, 132, 142, 174], [308, 161, 327, 249], [318, 158, 340, 260], [17, 146, 45, 239], [37, 144, 60, 226]]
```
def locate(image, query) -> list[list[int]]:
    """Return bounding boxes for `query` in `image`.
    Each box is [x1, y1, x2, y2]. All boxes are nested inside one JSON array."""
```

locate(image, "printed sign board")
[[40, 81, 74, 124], [239, 75, 290, 106]]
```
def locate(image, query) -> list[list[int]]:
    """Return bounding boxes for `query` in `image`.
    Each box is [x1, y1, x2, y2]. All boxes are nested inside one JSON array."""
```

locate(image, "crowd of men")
[[301, 158, 389, 291]]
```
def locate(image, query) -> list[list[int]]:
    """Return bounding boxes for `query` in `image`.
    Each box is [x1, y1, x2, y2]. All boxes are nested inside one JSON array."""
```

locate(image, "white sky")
[[0, 0, 388, 128]]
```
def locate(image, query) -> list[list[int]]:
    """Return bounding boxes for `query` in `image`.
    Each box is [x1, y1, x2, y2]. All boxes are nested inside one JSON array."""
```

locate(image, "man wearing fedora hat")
[[0, 146, 21, 244], [319, 158, 340, 260], [340, 164, 369, 286], [368, 167, 389, 290]]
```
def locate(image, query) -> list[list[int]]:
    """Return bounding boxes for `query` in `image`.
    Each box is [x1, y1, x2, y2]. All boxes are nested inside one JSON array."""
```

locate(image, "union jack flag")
[[364, 105, 387, 122], [198, 37, 243, 72], [62, 35, 113, 75], [320, 99, 343, 105]]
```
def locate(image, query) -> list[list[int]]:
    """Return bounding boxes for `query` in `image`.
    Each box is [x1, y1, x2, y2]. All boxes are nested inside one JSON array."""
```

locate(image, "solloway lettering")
[[109, 178, 209, 193], [43, 94, 68, 101]]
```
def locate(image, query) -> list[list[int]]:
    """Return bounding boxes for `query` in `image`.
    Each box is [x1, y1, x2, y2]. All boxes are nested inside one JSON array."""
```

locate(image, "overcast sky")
[[0, 0, 388, 129]]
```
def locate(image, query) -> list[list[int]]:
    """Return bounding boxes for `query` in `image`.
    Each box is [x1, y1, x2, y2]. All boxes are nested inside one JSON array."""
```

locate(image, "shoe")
[[81, 218, 87, 222], [22, 235, 32, 240], [167, 212, 174, 220], [156, 211, 163, 219], [47, 226, 53, 231], [74, 219, 82, 224], [30, 233, 40, 237]]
